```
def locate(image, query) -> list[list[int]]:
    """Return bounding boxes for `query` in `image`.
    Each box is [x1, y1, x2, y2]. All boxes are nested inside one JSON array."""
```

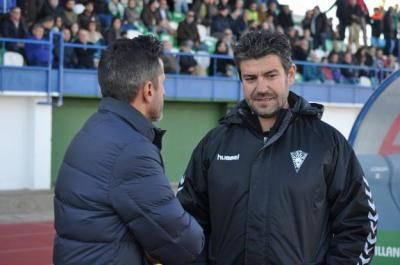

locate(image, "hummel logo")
[[290, 150, 308, 173], [217, 154, 240, 161]]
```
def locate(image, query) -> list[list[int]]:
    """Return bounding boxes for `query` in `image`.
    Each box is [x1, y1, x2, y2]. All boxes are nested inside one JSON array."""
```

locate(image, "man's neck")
[[258, 116, 276, 132]]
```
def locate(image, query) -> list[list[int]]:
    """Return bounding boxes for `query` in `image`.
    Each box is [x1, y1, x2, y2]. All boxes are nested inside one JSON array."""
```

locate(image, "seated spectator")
[[18, 0, 43, 28], [157, 0, 175, 35], [230, 7, 247, 39], [1, 6, 29, 53], [70, 22, 80, 42], [39, 16, 56, 39], [320, 56, 335, 84], [178, 40, 205, 75], [124, 0, 141, 25], [276, 4, 293, 33], [222, 28, 235, 56], [161, 39, 178, 73], [340, 51, 358, 84], [78, 1, 101, 30], [177, 10, 200, 47], [302, 52, 324, 83], [54, 15, 64, 32], [354, 46, 373, 78], [140, 0, 161, 33], [292, 38, 310, 73], [63, 0, 78, 27], [74, 29, 95, 69], [37, 0, 64, 22], [25, 24, 50, 66], [94, 0, 113, 29], [245, 2, 259, 26], [88, 20, 104, 44], [208, 39, 235, 77], [105, 17, 122, 45], [53, 27, 78, 68], [197, 0, 218, 28], [108, 0, 125, 19], [327, 51, 343, 83], [210, 4, 232, 39]]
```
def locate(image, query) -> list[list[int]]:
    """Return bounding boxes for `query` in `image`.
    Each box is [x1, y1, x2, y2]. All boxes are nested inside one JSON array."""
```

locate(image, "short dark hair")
[[98, 35, 163, 102], [233, 30, 293, 76]]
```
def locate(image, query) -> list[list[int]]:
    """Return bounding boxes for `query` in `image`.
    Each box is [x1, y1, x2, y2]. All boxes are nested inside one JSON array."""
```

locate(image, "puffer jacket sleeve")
[[326, 134, 378, 265], [109, 140, 204, 265], [177, 136, 211, 264]]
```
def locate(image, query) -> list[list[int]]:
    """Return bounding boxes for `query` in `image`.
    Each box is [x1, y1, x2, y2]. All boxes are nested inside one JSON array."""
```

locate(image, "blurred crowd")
[[0, 0, 399, 84]]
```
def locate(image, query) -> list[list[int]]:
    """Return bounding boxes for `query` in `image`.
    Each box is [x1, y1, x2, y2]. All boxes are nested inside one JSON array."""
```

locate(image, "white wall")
[[321, 103, 363, 139], [0, 94, 52, 190]]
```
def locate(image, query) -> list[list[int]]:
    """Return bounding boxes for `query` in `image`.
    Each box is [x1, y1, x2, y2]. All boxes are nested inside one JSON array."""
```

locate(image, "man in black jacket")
[[53, 35, 204, 265], [177, 30, 378, 265]]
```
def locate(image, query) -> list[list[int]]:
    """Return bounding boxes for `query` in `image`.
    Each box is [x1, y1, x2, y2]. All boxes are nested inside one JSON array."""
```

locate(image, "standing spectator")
[[346, 0, 363, 50], [370, 7, 383, 48], [63, 0, 78, 27], [177, 10, 200, 47], [74, 29, 95, 68], [208, 39, 235, 77], [310, 6, 328, 50], [276, 4, 293, 34], [301, 10, 313, 32], [108, 0, 125, 19], [105, 17, 122, 45], [210, 4, 232, 39], [357, 0, 369, 47], [78, 1, 101, 30], [326, 0, 347, 41], [383, 7, 396, 56], [124, 0, 141, 25], [25, 24, 49, 66], [37, 0, 64, 22], [17, 0, 44, 27], [1, 6, 29, 53]]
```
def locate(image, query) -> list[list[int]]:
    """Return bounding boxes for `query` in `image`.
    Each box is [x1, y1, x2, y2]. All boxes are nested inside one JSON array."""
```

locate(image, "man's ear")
[[287, 64, 297, 86], [142, 80, 154, 103]]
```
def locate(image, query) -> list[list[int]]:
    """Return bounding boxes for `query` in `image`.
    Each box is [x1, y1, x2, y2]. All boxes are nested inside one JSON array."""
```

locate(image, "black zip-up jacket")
[[177, 92, 378, 265]]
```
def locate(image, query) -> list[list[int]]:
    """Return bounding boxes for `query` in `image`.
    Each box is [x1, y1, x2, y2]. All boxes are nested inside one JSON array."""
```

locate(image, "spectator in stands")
[[124, 0, 141, 25], [383, 7, 396, 56], [74, 28, 95, 68], [210, 4, 232, 39], [54, 15, 64, 32], [105, 17, 122, 45], [157, 0, 175, 35], [178, 40, 205, 75], [25, 24, 50, 66], [53, 27, 77, 68], [345, 0, 363, 49], [320, 56, 335, 84], [161, 39, 178, 73], [208, 39, 235, 77], [370, 7, 383, 48], [70, 22, 80, 41], [198, 0, 218, 28], [1, 6, 29, 53], [78, 1, 101, 30], [87, 20, 104, 44], [175, 0, 189, 14], [266, 1, 278, 26], [303, 51, 324, 83], [39, 16, 55, 38], [354, 46, 373, 78], [341, 51, 358, 84], [222, 28, 235, 56], [292, 38, 309, 73], [357, 0, 369, 47], [140, 0, 161, 33], [94, 0, 112, 29], [328, 51, 343, 83], [63, 0, 78, 27], [177, 10, 200, 48], [230, 7, 247, 39], [37, 0, 64, 22], [310, 6, 328, 50], [257, 3, 268, 24], [326, 0, 347, 41], [18, 0, 43, 27], [329, 40, 345, 61], [108, 0, 125, 19], [245, 2, 259, 26], [301, 10, 312, 32], [276, 4, 293, 34]]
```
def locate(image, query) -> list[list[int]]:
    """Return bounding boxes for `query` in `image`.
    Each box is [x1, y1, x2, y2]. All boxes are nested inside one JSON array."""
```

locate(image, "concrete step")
[[0, 189, 54, 224]]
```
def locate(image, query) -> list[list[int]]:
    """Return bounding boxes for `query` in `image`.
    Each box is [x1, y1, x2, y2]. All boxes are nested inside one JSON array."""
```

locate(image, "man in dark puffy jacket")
[[53, 35, 204, 265], [177, 30, 378, 264]]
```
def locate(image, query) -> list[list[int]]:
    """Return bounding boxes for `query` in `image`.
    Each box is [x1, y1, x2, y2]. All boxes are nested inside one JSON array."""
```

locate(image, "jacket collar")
[[99, 97, 166, 149]]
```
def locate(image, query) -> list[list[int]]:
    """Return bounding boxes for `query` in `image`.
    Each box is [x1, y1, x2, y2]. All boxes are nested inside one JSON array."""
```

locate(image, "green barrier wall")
[[52, 98, 228, 184]]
